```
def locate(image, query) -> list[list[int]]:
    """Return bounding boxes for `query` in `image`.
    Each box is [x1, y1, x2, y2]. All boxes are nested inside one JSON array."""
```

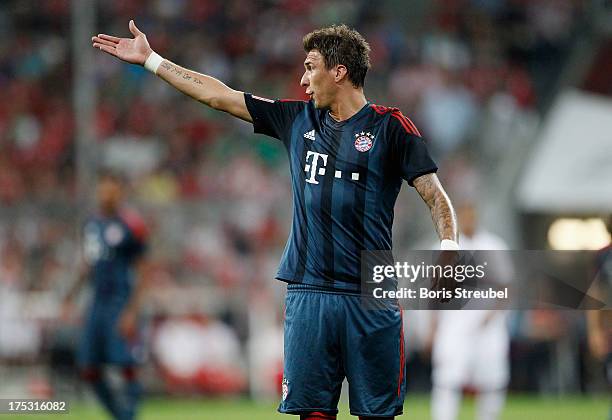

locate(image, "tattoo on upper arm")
[[414, 174, 436, 208], [413, 174, 457, 241]]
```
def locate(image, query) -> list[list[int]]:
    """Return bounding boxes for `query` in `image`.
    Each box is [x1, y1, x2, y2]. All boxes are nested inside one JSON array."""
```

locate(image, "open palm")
[[92, 20, 153, 66]]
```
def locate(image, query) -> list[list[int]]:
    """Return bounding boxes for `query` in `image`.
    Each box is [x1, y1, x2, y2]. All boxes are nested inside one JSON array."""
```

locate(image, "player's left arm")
[[389, 111, 458, 247], [119, 259, 149, 339], [118, 211, 150, 339], [414, 173, 458, 301], [413, 173, 458, 244]]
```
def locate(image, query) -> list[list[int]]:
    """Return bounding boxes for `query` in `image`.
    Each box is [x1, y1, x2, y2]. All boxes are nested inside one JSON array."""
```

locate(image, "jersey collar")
[[324, 101, 371, 129]]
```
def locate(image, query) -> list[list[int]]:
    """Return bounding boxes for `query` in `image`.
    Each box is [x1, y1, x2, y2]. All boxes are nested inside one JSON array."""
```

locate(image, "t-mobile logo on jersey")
[[304, 151, 360, 184], [304, 151, 327, 184]]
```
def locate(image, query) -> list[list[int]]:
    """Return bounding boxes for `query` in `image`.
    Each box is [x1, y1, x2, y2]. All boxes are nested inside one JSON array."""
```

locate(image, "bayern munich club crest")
[[354, 131, 375, 152]]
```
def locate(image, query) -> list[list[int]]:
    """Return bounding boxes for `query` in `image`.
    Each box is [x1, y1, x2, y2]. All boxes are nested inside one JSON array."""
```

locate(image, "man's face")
[[97, 177, 122, 213], [300, 50, 338, 109]]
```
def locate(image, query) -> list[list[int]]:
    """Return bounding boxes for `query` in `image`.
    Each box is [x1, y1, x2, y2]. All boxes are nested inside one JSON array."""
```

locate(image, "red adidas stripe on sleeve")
[[121, 209, 148, 242], [391, 112, 421, 136], [394, 111, 421, 136], [370, 104, 421, 136]]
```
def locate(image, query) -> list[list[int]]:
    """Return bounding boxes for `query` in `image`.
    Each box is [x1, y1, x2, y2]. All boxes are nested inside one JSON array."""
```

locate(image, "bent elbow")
[[205, 96, 222, 110]]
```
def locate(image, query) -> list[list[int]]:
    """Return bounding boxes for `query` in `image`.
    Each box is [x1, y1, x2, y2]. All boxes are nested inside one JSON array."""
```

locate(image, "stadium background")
[[0, 0, 610, 418]]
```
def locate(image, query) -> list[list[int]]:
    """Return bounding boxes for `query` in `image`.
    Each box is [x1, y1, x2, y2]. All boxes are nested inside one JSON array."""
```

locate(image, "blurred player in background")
[[62, 171, 149, 420], [430, 202, 511, 420], [587, 215, 611, 420], [91, 21, 458, 419]]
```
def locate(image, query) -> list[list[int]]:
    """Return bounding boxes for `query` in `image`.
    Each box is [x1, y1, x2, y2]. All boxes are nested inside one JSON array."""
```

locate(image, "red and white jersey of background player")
[[432, 230, 513, 391]]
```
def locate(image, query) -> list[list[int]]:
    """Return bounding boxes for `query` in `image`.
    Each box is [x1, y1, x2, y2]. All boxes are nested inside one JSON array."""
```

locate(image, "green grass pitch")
[[2, 395, 608, 419]]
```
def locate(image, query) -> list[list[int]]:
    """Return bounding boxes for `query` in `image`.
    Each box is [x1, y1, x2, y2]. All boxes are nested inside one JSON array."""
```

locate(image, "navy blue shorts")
[[279, 284, 406, 417], [77, 307, 136, 367]]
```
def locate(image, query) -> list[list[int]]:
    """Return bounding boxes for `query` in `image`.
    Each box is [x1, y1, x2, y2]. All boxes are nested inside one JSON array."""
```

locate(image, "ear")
[[334, 65, 348, 83]]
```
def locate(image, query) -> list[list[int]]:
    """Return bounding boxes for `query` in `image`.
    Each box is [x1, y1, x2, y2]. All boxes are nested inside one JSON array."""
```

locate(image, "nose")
[[300, 72, 309, 87]]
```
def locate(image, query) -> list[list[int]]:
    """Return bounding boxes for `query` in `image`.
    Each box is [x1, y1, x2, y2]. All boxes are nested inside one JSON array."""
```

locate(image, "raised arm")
[[413, 173, 458, 244], [92, 20, 251, 122]]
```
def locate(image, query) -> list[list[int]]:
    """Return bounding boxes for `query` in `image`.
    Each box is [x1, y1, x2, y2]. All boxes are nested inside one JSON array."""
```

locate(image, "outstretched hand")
[[92, 20, 153, 66]]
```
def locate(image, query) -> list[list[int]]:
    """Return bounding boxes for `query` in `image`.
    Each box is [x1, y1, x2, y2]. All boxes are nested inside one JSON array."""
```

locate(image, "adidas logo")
[[303, 129, 315, 141]]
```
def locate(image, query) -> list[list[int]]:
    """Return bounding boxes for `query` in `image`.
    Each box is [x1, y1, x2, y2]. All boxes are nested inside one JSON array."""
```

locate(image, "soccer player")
[[92, 22, 458, 419], [62, 171, 149, 420], [430, 202, 511, 420]]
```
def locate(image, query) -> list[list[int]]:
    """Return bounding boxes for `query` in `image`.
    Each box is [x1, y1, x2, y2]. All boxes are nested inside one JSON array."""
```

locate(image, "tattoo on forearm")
[[433, 196, 456, 242], [161, 62, 181, 75], [413, 174, 457, 241], [159, 61, 203, 86]]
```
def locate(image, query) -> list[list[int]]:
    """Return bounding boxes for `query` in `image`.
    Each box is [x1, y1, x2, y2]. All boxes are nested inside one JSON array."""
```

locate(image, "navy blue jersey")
[[245, 94, 437, 291], [83, 210, 148, 306]]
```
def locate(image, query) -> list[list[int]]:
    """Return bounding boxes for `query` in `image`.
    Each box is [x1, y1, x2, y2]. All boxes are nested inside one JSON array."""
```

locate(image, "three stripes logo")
[[303, 129, 315, 141]]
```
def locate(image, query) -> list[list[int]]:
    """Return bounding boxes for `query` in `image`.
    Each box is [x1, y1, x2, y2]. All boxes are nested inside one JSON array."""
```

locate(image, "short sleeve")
[[388, 112, 438, 186], [121, 209, 149, 260], [244, 93, 306, 142]]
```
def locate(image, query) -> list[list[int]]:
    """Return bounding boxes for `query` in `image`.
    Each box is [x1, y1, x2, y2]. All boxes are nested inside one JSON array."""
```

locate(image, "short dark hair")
[[303, 24, 370, 88]]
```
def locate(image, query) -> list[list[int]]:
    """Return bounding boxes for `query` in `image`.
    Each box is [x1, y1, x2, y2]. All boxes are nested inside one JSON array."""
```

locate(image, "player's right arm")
[[60, 260, 89, 321], [92, 20, 251, 122]]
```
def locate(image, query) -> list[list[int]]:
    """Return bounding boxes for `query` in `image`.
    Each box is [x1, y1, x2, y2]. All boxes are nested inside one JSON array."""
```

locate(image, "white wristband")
[[440, 239, 460, 251], [144, 51, 164, 74]]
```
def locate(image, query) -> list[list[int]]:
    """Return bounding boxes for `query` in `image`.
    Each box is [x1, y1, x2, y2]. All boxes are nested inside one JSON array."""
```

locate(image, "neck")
[[328, 89, 367, 122], [101, 206, 119, 217]]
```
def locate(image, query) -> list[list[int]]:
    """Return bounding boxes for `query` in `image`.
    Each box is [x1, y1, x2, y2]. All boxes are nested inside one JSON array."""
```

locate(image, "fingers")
[[129, 19, 143, 37], [93, 43, 117, 57], [91, 36, 116, 47], [98, 33, 121, 43]]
